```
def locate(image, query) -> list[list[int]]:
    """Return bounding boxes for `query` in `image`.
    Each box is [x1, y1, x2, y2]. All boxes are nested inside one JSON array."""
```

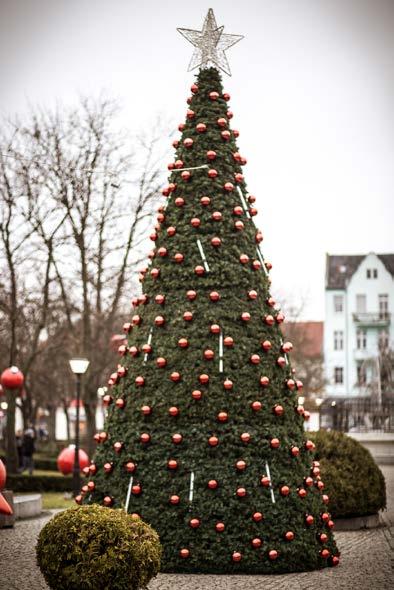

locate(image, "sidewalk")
[[1, 466, 393, 590]]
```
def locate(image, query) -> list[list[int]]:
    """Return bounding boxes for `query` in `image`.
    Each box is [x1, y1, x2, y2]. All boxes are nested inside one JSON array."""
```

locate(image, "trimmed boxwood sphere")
[[36, 505, 162, 590], [311, 430, 386, 518]]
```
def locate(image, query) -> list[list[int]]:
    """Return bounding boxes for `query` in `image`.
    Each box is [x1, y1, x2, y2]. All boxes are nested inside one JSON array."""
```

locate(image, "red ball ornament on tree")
[[125, 462, 136, 473], [181, 171, 191, 181], [208, 435, 219, 447], [224, 336, 234, 347], [305, 440, 316, 451], [240, 432, 251, 443], [211, 236, 221, 247], [195, 265, 205, 276], [239, 254, 249, 264], [268, 550, 278, 560], [235, 460, 246, 471], [170, 372, 181, 382], [248, 289, 258, 300], [140, 433, 151, 444], [141, 344, 151, 355], [298, 487, 307, 499], [277, 356, 286, 368], [207, 150, 217, 160], [178, 338, 189, 348], [179, 548, 190, 558], [217, 117, 227, 128], [250, 354, 260, 364], [201, 195, 211, 206], [224, 182, 234, 192], [251, 538, 262, 549], [259, 376, 270, 387], [260, 476, 270, 487], [251, 401, 262, 412], [241, 312, 251, 322], [132, 484, 142, 495], [285, 531, 295, 541], [252, 511, 263, 522], [319, 533, 329, 543], [234, 173, 244, 183], [167, 459, 178, 470], [223, 92, 231, 101], [199, 373, 209, 384], [1, 366, 24, 390], [191, 83, 198, 93], [115, 398, 125, 409], [155, 315, 165, 327], [156, 357, 167, 368], [331, 556, 340, 567], [175, 197, 185, 207], [183, 311, 193, 321], [209, 91, 219, 100], [174, 253, 184, 263], [189, 517, 200, 528], [215, 522, 225, 532], [273, 404, 284, 416], [141, 405, 152, 416], [234, 220, 244, 231], [175, 159, 184, 169], [233, 129, 240, 138], [212, 211, 222, 221], [155, 294, 165, 305], [168, 406, 179, 417], [186, 109, 195, 119], [236, 487, 246, 497], [204, 349, 214, 360], [210, 291, 220, 302], [232, 552, 242, 562], [320, 549, 330, 559], [170, 495, 180, 505], [223, 378, 233, 390], [186, 289, 197, 300], [192, 389, 202, 400], [183, 137, 193, 148], [291, 446, 300, 457], [167, 226, 176, 237], [196, 122, 206, 133], [305, 514, 314, 526], [103, 496, 113, 507], [207, 479, 218, 489], [270, 438, 280, 449], [221, 130, 231, 140], [172, 433, 183, 444], [210, 323, 220, 334], [280, 485, 290, 496]]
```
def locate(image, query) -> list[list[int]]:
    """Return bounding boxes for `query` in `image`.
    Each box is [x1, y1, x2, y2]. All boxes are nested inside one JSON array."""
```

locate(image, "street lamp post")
[[69, 358, 90, 497]]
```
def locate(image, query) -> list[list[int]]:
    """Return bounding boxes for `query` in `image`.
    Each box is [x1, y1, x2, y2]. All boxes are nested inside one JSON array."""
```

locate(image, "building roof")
[[282, 321, 323, 358], [326, 253, 394, 289]]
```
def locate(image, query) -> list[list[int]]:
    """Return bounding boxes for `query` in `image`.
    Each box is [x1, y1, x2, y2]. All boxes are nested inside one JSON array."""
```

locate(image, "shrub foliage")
[[36, 505, 162, 590], [311, 430, 386, 518]]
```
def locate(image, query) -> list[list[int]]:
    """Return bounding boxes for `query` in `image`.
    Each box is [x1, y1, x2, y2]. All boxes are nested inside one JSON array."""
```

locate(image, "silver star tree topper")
[[177, 8, 243, 76]]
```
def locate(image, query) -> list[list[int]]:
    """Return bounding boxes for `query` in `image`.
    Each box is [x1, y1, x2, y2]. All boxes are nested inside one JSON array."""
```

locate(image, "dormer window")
[[366, 268, 378, 279]]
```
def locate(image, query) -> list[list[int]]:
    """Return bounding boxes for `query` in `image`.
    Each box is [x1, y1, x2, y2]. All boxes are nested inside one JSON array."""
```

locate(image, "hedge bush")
[[6, 473, 72, 492], [311, 430, 386, 518], [0, 454, 58, 471], [36, 505, 162, 590]]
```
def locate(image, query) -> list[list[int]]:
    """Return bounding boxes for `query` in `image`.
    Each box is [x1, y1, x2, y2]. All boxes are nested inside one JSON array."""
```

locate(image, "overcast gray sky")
[[1, 0, 393, 319]]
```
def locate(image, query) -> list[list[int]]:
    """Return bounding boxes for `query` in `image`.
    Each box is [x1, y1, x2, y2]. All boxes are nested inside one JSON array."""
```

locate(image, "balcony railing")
[[321, 398, 394, 433], [352, 312, 391, 326]]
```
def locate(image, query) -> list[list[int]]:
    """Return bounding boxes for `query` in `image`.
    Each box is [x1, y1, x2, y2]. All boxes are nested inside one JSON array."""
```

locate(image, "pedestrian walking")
[[21, 427, 35, 475]]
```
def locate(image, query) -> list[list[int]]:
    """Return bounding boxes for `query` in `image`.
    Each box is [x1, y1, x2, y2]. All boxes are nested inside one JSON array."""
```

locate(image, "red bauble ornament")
[[172, 140, 179, 148], [178, 123, 185, 131], [217, 117, 227, 128], [240, 432, 251, 443], [186, 109, 195, 119], [223, 378, 233, 390], [87, 481, 95, 492], [286, 378, 296, 391], [277, 356, 286, 368], [156, 357, 167, 368], [236, 487, 246, 497], [235, 460, 246, 471], [209, 291, 220, 301], [141, 405, 152, 415], [209, 91, 219, 100], [172, 433, 183, 444], [141, 344, 151, 354], [298, 488, 307, 498], [270, 438, 280, 449], [224, 182, 234, 192], [235, 173, 244, 183], [322, 494, 330, 504], [255, 231, 263, 243], [227, 109, 233, 118], [224, 336, 234, 347], [181, 171, 191, 181], [211, 236, 221, 247], [234, 220, 244, 231], [75, 495, 83, 505], [303, 410, 311, 421], [196, 122, 207, 133], [98, 431, 108, 442], [207, 150, 217, 160], [280, 485, 290, 496], [239, 254, 249, 264], [183, 311, 193, 321], [320, 549, 330, 559], [204, 349, 214, 360], [113, 441, 123, 453], [259, 376, 270, 387], [170, 372, 181, 382], [115, 398, 125, 409], [207, 479, 218, 489], [305, 476, 314, 487], [191, 83, 198, 93], [305, 514, 314, 526], [167, 226, 176, 237], [170, 495, 180, 505], [191, 217, 201, 228], [223, 92, 231, 101], [157, 247, 167, 257], [102, 394, 113, 407], [331, 556, 340, 567], [264, 314, 275, 326], [321, 512, 330, 522], [251, 401, 262, 412], [186, 289, 197, 300], [154, 294, 165, 306], [251, 538, 262, 549], [327, 519, 335, 529], [319, 533, 329, 543], [201, 195, 211, 206], [221, 130, 231, 140], [199, 373, 209, 384], [154, 315, 165, 326], [291, 446, 300, 457], [103, 496, 113, 506], [195, 265, 205, 276], [168, 406, 179, 417], [305, 440, 315, 451], [260, 476, 270, 487], [248, 289, 258, 300], [167, 459, 178, 470], [241, 312, 251, 322], [132, 484, 142, 495], [268, 550, 278, 561], [183, 137, 193, 148], [208, 168, 218, 178], [282, 341, 293, 353], [123, 322, 132, 333], [175, 197, 185, 207], [250, 354, 260, 364], [285, 531, 295, 541], [233, 129, 240, 137], [179, 548, 190, 558], [252, 260, 261, 271], [232, 551, 242, 562], [125, 462, 136, 473], [252, 511, 263, 522], [178, 338, 189, 348], [273, 404, 284, 416], [175, 159, 184, 168], [174, 253, 184, 263], [192, 389, 202, 400], [212, 210, 222, 221], [140, 433, 151, 443], [1, 366, 24, 389], [208, 435, 219, 447], [276, 312, 285, 323], [210, 323, 220, 334], [189, 517, 200, 528], [57, 447, 89, 475], [215, 522, 225, 532]]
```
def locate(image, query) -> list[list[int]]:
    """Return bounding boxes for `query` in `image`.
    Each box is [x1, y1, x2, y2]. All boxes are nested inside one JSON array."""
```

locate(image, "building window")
[[334, 367, 343, 384], [366, 268, 378, 279], [379, 330, 389, 350], [357, 363, 367, 385], [356, 329, 367, 350], [356, 294, 366, 313], [334, 295, 343, 313], [334, 330, 344, 350], [379, 294, 389, 320]]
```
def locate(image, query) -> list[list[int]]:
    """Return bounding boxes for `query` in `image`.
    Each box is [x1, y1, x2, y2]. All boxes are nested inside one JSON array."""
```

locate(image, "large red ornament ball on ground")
[[0, 459, 7, 490], [1, 366, 24, 390], [57, 446, 89, 475]]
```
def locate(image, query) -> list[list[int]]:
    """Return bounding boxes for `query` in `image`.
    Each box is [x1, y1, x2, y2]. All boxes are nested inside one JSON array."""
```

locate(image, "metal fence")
[[320, 398, 394, 433]]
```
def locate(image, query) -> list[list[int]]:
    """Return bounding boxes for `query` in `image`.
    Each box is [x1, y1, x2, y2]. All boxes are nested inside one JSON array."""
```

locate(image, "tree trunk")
[[47, 405, 57, 442], [84, 401, 97, 458], [5, 389, 18, 473]]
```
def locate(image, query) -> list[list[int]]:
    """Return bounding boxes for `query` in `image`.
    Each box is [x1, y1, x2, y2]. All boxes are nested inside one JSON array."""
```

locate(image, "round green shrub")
[[36, 505, 162, 590], [310, 430, 386, 518]]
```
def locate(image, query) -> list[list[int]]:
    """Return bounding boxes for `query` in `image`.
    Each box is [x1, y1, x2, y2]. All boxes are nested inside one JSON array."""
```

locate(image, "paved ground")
[[1, 466, 393, 590]]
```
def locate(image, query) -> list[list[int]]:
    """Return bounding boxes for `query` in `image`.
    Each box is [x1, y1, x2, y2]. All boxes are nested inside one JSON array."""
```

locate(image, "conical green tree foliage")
[[83, 67, 339, 573]]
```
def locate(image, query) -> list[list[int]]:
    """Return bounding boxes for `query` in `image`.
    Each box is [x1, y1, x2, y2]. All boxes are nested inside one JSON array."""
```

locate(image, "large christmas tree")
[[81, 9, 339, 574]]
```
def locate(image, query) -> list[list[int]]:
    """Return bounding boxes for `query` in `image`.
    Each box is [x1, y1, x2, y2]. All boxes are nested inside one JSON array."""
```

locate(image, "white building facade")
[[324, 252, 394, 399]]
